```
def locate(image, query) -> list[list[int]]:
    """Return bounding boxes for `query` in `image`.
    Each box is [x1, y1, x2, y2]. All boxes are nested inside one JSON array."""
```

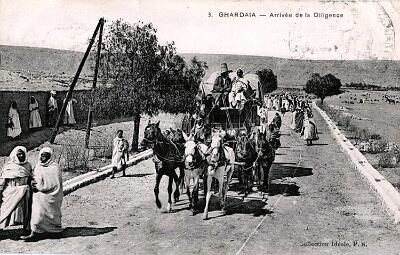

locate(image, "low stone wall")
[[63, 149, 153, 195], [313, 102, 400, 224]]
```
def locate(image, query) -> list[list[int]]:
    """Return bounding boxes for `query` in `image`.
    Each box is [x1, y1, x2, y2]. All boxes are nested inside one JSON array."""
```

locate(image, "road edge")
[[63, 149, 153, 195], [313, 102, 400, 224]]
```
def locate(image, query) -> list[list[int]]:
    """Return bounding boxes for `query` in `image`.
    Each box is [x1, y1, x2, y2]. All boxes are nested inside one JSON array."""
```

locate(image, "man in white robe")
[[29, 96, 42, 130], [228, 69, 248, 109], [257, 104, 268, 133], [7, 100, 22, 139], [0, 146, 32, 231], [47, 91, 58, 127], [63, 98, 77, 125], [111, 130, 129, 178], [21, 147, 63, 242]]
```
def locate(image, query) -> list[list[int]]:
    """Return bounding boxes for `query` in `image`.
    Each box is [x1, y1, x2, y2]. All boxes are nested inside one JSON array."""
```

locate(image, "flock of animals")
[[341, 92, 400, 105]]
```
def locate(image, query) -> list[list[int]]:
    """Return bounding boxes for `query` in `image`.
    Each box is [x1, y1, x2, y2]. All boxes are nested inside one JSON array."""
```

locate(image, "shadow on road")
[[62, 226, 116, 238], [0, 228, 27, 241], [198, 197, 271, 220], [0, 226, 116, 241], [309, 143, 329, 146], [270, 163, 313, 179], [224, 198, 272, 217], [268, 183, 300, 196], [121, 173, 153, 178]]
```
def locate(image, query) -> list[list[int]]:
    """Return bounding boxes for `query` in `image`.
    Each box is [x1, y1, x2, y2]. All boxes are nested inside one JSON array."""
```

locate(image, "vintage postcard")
[[0, 1, 400, 254]]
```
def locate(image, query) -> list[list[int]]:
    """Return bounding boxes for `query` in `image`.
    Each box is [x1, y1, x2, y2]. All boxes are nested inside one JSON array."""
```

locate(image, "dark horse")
[[235, 132, 258, 196], [254, 130, 275, 192], [141, 121, 185, 212]]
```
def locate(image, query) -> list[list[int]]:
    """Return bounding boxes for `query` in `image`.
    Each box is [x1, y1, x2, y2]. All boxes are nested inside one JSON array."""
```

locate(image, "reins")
[[144, 128, 185, 163]]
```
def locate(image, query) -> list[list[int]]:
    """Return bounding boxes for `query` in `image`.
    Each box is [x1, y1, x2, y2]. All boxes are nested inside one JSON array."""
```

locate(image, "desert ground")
[[2, 111, 400, 255], [325, 90, 400, 192], [325, 90, 400, 143]]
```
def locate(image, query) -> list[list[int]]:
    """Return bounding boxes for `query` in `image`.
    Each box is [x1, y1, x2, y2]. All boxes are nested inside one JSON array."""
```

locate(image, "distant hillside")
[[1, 45, 399, 88], [0, 45, 91, 76], [182, 53, 400, 88]]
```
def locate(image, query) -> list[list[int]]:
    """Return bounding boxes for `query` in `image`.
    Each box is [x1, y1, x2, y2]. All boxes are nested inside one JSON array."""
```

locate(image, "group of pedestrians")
[[258, 92, 319, 146], [0, 146, 63, 241], [289, 98, 319, 146], [6, 91, 77, 140]]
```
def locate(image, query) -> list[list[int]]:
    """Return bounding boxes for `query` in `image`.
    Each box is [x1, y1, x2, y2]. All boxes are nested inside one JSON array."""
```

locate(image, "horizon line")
[[1, 44, 399, 62]]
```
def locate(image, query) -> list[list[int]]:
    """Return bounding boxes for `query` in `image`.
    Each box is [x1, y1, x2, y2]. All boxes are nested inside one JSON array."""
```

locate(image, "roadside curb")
[[63, 149, 153, 195], [313, 102, 400, 224]]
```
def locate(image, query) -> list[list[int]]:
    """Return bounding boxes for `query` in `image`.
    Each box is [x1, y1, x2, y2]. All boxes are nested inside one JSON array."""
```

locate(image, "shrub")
[[370, 134, 382, 140], [337, 115, 352, 128], [363, 139, 388, 154], [378, 145, 400, 168], [90, 136, 114, 158], [379, 152, 397, 168], [60, 142, 90, 171], [374, 139, 388, 153], [354, 128, 370, 142], [346, 123, 358, 133]]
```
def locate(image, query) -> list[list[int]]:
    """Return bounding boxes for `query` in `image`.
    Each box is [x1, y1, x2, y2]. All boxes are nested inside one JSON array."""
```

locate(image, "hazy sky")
[[1, 0, 399, 60]]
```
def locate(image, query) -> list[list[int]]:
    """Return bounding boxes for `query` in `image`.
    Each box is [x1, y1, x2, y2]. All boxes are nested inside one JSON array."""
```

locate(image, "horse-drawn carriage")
[[182, 71, 264, 133], [142, 70, 276, 220]]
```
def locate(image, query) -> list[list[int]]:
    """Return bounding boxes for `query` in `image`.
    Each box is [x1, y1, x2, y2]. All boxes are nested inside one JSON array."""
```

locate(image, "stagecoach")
[[180, 70, 271, 201], [182, 71, 264, 134], [145, 70, 273, 216]]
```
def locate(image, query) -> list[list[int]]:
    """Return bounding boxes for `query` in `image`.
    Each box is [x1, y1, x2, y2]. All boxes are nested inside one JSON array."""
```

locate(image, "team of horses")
[[141, 120, 278, 220]]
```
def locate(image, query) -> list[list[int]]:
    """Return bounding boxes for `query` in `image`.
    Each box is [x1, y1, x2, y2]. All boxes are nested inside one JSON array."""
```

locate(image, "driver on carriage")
[[229, 68, 249, 109], [212, 63, 232, 108]]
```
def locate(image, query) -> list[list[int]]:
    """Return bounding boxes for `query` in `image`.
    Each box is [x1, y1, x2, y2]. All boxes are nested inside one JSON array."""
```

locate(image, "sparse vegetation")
[[344, 82, 382, 91], [378, 146, 400, 168], [320, 101, 400, 170], [60, 142, 90, 171]]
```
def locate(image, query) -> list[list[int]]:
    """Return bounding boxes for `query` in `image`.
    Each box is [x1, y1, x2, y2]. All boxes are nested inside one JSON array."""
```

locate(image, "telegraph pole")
[[50, 18, 103, 143], [85, 18, 105, 148]]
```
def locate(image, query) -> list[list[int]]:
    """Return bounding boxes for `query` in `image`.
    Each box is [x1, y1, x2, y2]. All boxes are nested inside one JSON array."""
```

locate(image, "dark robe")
[[212, 76, 232, 107]]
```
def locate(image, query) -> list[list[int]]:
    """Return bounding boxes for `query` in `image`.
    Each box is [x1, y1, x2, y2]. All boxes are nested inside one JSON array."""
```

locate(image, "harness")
[[143, 134, 185, 164], [185, 143, 206, 169], [206, 144, 229, 170]]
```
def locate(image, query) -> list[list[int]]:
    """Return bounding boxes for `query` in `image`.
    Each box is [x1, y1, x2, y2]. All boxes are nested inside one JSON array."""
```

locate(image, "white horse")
[[203, 130, 235, 220], [184, 138, 208, 215]]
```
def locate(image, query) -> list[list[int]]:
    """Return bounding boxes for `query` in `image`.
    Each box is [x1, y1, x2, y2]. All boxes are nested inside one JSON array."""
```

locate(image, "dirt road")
[[2, 111, 400, 255]]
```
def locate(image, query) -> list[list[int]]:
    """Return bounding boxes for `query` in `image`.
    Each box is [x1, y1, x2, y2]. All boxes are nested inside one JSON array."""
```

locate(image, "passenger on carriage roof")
[[212, 63, 232, 107], [229, 68, 249, 109]]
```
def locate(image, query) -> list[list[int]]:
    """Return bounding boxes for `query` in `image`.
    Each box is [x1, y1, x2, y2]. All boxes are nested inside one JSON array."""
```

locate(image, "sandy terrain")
[[325, 90, 400, 144], [325, 90, 400, 191], [1, 111, 400, 254]]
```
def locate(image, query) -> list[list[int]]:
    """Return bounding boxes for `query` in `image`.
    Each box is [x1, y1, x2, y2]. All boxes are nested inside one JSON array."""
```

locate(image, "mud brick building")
[[0, 89, 90, 142]]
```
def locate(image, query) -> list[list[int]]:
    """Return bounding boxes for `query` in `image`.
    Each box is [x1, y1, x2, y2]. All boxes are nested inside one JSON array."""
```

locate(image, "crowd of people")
[[255, 92, 319, 146], [6, 91, 77, 140], [0, 146, 63, 241]]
